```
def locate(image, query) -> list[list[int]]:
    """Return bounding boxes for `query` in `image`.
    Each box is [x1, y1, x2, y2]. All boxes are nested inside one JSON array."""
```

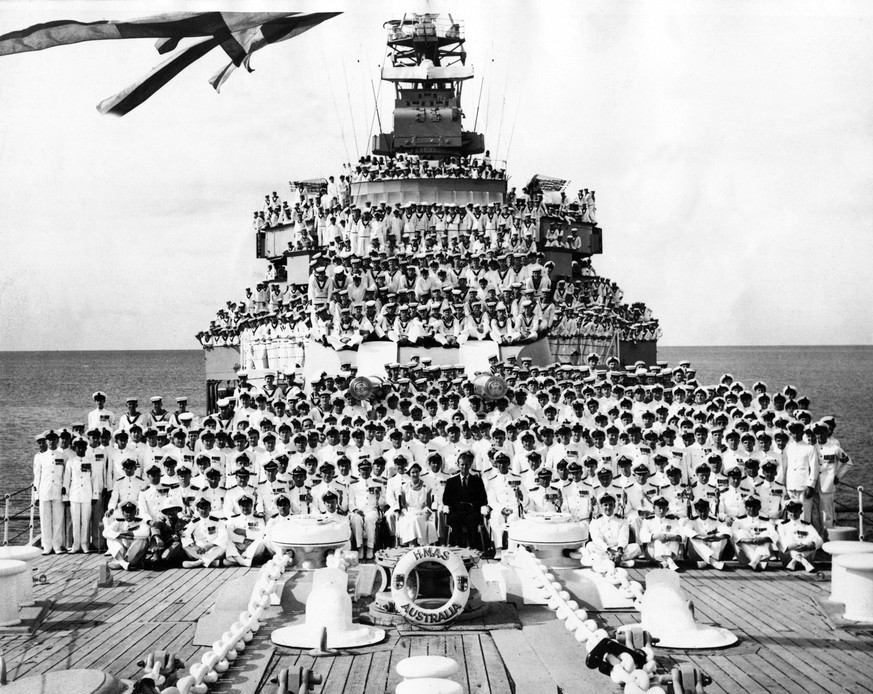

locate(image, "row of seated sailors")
[[305, 257, 554, 302], [99, 458, 820, 572], [255, 198, 549, 235], [59, 420, 835, 528]]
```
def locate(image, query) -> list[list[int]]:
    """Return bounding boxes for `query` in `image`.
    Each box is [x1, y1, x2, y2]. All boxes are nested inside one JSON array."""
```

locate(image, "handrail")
[[2, 487, 36, 546]]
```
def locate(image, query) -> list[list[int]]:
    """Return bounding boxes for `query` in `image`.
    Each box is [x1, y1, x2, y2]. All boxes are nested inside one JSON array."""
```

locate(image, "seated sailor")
[[777, 499, 823, 572], [586, 493, 642, 568], [102, 501, 150, 571], [225, 494, 268, 567], [731, 496, 778, 571], [639, 496, 684, 571], [182, 498, 229, 569], [684, 497, 730, 571]]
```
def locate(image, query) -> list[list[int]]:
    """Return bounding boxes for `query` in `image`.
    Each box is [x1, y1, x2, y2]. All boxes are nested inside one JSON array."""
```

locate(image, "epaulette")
[[781, 519, 789, 524], [529, 487, 538, 492], [801, 520, 811, 525], [209, 515, 220, 521], [737, 514, 747, 520], [230, 513, 240, 518]]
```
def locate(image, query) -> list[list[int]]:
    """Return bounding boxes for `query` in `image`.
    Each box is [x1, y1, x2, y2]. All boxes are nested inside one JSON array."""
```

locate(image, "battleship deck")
[[1, 553, 872, 694]]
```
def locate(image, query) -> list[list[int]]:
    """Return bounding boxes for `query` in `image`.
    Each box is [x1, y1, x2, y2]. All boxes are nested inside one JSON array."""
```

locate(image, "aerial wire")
[[342, 60, 360, 160], [320, 42, 351, 166], [504, 43, 531, 165]]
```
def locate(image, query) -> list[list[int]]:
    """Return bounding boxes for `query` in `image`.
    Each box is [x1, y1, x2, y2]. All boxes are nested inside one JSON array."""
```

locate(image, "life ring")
[[390, 546, 470, 626]]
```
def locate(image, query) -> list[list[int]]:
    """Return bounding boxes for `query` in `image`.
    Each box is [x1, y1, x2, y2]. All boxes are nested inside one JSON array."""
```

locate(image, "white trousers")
[[645, 539, 680, 562], [350, 510, 379, 548], [39, 499, 65, 551], [686, 538, 728, 563], [734, 540, 773, 567], [586, 542, 642, 562], [819, 492, 836, 529], [70, 501, 92, 550]]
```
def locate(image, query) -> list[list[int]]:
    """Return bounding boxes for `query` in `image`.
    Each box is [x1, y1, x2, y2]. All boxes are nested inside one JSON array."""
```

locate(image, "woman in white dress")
[[397, 464, 438, 547]]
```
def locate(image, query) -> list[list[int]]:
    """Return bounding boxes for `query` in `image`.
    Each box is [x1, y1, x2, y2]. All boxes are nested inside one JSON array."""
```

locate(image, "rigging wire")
[[504, 48, 531, 166], [368, 74, 383, 148], [320, 43, 351, 166], [342, 60, 360, 160]]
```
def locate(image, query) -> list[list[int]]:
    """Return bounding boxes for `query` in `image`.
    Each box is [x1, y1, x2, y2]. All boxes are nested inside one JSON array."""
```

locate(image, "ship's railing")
[[837, 482, 872, 541], [2, 486, 36, 546], [386, 16, 464, 43]]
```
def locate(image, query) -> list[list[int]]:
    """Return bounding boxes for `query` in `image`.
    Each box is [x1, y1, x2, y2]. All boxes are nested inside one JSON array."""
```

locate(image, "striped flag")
[[0, 11, 341, 115], [209, 13, 341, 92], [0, 13, 291, 56]]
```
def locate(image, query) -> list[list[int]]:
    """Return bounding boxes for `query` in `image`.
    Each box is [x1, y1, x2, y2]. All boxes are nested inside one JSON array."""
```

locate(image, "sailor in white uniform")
[[182, 498, 229, 568], [224, 494, 267, 567], [777, 500, 823, 572], [639, 496, 684, 571], [685, 498, 730, 570], [34, 431, 66, 554], [484, 453, 529, 554], [731, 496, 778, 571], [102, 501, 150, 571], [585, 493, 641, 568]]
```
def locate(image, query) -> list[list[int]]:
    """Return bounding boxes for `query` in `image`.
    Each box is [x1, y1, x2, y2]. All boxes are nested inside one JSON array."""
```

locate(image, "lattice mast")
[[372, 13, 485, 160]]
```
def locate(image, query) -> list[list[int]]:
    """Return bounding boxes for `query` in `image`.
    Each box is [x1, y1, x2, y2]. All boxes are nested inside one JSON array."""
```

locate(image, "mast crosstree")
[[372, 13, 484, 159]]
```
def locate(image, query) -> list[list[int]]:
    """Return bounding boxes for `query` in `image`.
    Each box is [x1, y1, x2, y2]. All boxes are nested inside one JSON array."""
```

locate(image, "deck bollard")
[[0, 546, 42, 606], [0, 559, 27, 626], [835, 554, 873, 622], [822, 541, 873, 603]]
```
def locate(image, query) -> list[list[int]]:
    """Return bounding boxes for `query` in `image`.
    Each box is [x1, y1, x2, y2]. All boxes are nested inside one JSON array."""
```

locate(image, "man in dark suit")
[[442, 450, 489, 550]]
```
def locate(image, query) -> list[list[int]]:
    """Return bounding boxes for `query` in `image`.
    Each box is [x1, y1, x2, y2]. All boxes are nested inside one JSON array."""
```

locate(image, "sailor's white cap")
[[92, 391, 107, 400], [150, 396, 162, 403]]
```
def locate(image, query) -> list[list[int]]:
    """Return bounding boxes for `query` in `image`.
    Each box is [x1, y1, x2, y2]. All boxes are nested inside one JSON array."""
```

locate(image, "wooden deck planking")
[[478, 632, 514, 694], [337, 652, 372, 694], [363, 648, 393, 693], [461, 634, 490, 694], [4, 554, 873, 694]]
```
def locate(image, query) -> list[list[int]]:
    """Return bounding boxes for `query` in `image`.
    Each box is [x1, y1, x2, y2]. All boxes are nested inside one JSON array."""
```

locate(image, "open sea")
[[1, 346, 871, 524]]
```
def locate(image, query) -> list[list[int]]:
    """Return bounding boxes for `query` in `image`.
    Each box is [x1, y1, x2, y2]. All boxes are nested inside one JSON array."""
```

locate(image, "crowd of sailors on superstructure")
[[199, 166, 657, 361], [32, 358, 849, 573]]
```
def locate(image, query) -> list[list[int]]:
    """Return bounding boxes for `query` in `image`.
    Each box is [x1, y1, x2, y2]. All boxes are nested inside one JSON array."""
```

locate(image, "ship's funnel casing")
[[349, 376, 388, 401], [471, 374, 507, 400]]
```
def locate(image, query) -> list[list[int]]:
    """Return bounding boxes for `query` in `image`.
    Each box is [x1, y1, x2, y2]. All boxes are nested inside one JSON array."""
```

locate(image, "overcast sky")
[[1, 0, 872, 350]]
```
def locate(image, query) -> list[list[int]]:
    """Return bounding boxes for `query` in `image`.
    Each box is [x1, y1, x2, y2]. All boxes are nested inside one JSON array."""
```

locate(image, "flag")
[[209, 13, 341, 93], [0, 11, 341, 115], [0, 13, 295, 56]]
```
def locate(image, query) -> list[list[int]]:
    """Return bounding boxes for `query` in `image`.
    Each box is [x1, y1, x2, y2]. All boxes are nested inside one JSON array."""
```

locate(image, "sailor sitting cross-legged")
[[182, 498, 229, 568], [639, 496, 684, 571], [731, 496, 778, 571], [146, 500, 188, 568], [585, 493, 642, 568], [102, 501, 150, 571], [778, 500, 823, 572], [685, 498, 731, 571], [225, 494, 267, 567]]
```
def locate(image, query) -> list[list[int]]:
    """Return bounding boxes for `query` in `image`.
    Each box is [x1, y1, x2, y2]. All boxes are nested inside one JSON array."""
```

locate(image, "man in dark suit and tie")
[[442, 450, 489, 550]]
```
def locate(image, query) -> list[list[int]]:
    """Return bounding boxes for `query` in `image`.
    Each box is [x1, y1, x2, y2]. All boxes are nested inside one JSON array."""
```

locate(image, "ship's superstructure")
[[197, 13, 661, 406]]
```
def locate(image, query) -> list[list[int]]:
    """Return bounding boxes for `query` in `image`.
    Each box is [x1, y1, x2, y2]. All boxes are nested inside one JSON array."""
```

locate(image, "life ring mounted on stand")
[[391, 546, 470, 626]]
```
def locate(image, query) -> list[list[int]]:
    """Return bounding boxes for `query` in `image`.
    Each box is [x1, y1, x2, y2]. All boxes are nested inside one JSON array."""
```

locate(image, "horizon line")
[[2, 344, 873, 353]]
